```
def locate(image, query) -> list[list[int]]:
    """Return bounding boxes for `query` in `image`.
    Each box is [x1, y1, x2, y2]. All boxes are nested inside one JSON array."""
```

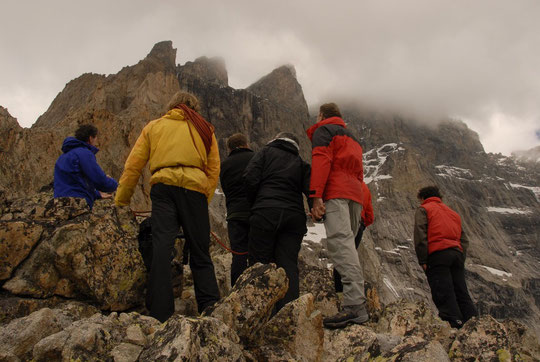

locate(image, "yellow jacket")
[[115, 108, 220, 206]]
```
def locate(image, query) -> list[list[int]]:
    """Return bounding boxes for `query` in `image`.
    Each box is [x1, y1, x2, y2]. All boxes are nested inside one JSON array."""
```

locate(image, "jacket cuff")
[[309, 189, 322, 198]]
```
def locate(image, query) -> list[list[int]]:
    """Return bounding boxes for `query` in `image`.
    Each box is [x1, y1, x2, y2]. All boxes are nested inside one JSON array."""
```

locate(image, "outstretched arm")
[[78, 151, 118, 193], [115, 127, 150, 206]]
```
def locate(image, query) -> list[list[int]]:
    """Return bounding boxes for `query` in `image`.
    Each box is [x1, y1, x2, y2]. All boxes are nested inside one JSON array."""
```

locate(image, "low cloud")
[[1, 0, 539, 154]]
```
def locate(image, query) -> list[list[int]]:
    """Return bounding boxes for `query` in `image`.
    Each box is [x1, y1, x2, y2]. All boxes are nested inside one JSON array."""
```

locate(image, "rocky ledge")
[[0, 194, 539, 361]]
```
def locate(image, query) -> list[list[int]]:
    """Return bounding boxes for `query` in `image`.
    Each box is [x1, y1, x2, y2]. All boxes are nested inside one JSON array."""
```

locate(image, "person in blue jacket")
[[54, 125, 118, 208]]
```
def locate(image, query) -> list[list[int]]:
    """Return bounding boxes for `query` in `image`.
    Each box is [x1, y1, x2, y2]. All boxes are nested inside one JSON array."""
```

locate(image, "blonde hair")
[[166, 91, 201, 112]]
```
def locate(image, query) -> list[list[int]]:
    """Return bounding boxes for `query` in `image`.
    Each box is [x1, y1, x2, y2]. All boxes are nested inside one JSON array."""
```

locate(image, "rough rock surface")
[[209, 263, 288, 345], [32, 311, 160, 361], [374, 300, 455, 350], [253, 293, 324, 361], [449, 315, 540, 361], [0, 302, 98, 361], [1, 193, 146, 310], [0, 221, 43, 280], [139, 315, 244, 361]]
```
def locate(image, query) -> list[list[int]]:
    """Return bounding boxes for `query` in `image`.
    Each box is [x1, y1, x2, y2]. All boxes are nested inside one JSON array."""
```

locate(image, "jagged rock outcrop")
[[139, 315, 244, 361], [0, 302, 98, 361], [177, 58, 312, 159], [448, 315, 540, 361], [253, 293, 324, 361], [32, 311, 160, 361], [209, 263, 288, 345], [1, 193, 146, 310]]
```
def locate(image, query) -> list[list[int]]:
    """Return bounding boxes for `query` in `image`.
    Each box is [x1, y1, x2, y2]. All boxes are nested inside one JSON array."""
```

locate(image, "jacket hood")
[[267, 138, 299, 155], [164, 108, 187, 121], [61, 137, 98, 154], [306, 117, 347, 141]]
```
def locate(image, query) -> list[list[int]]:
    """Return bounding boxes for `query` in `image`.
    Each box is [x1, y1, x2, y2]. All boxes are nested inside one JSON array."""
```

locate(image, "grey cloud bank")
[[1, 0, 539, 155]]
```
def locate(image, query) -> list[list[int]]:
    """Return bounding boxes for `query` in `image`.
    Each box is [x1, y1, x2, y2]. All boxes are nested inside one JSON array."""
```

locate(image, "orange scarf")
[[176, 105, 215, 154]]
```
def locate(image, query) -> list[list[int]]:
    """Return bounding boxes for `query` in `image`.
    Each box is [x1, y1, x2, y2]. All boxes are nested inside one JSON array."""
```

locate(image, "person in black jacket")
[[220, 133, 255, 286], [244, 132, 311, 311]]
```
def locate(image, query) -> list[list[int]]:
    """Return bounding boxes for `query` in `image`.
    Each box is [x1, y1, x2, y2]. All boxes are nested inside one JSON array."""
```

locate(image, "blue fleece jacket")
[[53, 137, 118, 208]]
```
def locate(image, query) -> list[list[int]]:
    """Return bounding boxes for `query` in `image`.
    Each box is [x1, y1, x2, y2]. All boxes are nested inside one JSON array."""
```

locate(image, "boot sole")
[[323, 315, 369, 329]]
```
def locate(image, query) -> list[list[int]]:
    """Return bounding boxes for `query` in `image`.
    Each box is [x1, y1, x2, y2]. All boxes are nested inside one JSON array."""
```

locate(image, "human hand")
[[310, 197, 326, 221], [99, 192, 113, 199]]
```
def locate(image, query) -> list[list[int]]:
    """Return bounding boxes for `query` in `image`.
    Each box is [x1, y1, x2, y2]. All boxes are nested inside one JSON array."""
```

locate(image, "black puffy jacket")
[[243, 139, 311, 214]]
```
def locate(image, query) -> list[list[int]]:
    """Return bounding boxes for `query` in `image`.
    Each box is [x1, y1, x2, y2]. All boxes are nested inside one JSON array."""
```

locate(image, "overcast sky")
[[1, 0, 539, 155]]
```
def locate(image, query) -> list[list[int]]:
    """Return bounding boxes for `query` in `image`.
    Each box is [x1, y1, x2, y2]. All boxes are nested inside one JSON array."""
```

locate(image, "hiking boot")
[[323, 304, 369, 329]]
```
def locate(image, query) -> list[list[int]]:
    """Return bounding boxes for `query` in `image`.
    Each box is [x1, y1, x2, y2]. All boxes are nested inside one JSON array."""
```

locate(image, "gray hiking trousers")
[[324, 198, 366, 307]]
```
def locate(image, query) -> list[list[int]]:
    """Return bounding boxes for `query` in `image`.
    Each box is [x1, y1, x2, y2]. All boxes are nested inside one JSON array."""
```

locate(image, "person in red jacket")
[[414, 185, 478, 328], [334, 181, 374, 292], [308, 102, 368, 328]]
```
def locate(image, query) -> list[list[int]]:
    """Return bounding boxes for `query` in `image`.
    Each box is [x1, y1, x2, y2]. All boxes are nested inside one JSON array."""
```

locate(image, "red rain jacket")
[[306, 117, 363, 204]]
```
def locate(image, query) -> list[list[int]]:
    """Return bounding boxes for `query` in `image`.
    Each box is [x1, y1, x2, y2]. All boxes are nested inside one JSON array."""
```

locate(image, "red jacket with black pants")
[[413, 197, 477, 328]]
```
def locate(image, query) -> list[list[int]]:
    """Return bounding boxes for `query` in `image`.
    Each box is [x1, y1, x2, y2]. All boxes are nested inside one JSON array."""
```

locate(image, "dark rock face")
[[178, 60, 312, 159]]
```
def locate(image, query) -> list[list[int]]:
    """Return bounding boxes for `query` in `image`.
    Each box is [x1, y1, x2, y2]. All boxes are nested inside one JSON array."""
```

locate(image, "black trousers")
[[228, 219, 250, 286], [426, 248, 478, 328], [249, 208, 307, 311], [334, 223, 365, 292], [149, 183, 220, 322]]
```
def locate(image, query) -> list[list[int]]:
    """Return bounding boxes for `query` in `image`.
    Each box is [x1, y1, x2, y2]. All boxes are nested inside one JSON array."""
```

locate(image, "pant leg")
[[228, 219, 250, 286], [248, 210, 279, 266], [449, 249, 478, 323], [426, 249, 463, 327], [175, 187, 220, 313], [334, 222, 366, 292], [274, 211, 306, 310], [324, 198, 365, 307], [148, 183, 178, 322]]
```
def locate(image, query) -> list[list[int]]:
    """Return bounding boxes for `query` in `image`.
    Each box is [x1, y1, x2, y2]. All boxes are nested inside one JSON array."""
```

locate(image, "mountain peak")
[[146, 41, 176, 68]]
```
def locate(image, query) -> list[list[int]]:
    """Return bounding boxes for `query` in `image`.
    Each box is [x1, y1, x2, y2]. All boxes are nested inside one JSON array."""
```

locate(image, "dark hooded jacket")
[[53, 137, 118, 208], [243, 138, 310, 214], [220, 147, 255, 219]]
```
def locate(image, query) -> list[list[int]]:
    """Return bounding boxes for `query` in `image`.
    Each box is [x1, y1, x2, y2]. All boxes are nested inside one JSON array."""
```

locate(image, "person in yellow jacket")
[[115, 91, 220, 322]]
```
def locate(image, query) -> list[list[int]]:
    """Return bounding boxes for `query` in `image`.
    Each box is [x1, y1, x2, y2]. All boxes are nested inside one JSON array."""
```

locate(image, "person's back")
[[245, 137, 309, 213], [244, 132, 310, 311], [414, 185, 477, 328], [220, 133, 254, 286], [115, 91, 221, 322], [54, 125, 118, 209]]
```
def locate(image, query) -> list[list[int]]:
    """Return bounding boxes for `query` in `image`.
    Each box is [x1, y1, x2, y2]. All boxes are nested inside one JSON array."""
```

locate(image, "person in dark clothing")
[[220, 133, 255, 286], [334, 181, 374, 292], [54, 124, 118, 209], [414, 185, 478, 329], [244, 132, 310, 311]]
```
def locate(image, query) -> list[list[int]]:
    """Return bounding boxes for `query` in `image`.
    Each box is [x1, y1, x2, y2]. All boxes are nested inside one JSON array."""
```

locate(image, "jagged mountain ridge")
[[0, 40, 539, 338]]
